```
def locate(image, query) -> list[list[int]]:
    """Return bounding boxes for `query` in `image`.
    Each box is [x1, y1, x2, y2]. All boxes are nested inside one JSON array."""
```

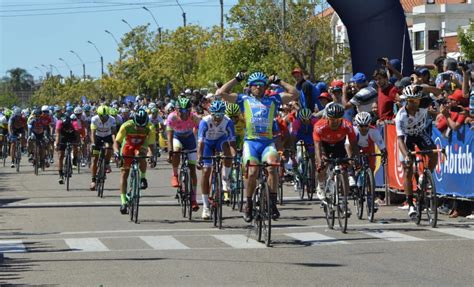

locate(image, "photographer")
[[435, 89, 467, 133], [435, 58, 463, 91]]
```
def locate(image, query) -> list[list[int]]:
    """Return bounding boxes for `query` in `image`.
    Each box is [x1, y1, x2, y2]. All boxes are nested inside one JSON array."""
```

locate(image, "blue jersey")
[[236, 93, 282, 141], [198, 115, 235, 143]]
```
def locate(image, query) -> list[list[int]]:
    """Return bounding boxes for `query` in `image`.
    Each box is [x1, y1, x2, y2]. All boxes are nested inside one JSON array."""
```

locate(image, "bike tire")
[[211, 172, 218, 227], [180, 170, 187, 218], [238, 169, 244, 212], [336, 174, 349, 233], [306, 159, 315, 201], [415, 180, 423, 225], [97, 156, 105, 198], [356, 173, 364, 220], [34, 145, 39, 176], [261, 183, 271, 247], [324, 178, 336, 229], [424, 171, 437, 228], [65, 153, 71, 191], [187, 169, 193, 221], [15, 145, 21, 173], [132, 170, 140, 223], [254, 187, 263, 242], [217, 174, 223, 229], [366, 169, 376, 222]]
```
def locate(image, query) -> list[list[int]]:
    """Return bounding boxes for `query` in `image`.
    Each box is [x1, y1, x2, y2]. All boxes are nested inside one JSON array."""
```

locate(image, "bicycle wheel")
[[424, 171, 437, 228], [365, 169, 376, 222], [34, 144, 39, 176], [306, 159, 315, 201], [260, 183, 272, 246], [238, 168, 244, 212], [324, 178, 336, 229], [65, 153, 71, 191], [15, 145, 21, 173], [253, 187, 263, 242], [211, 172, 218, 227], [128, 171, 136, 222], [230, 167, 238, 210], [179, 170, 187, 218], [186, 169, 193, 221], [355, 173, 365, 220], [415, 179, 423, 225], [217, 174, 223, 229], [96, 157, 105, 198], [336, 174, 349, 233], [297, 162, 305, 200], [132, 170, 140, 223], [76, 150, 81, 174]]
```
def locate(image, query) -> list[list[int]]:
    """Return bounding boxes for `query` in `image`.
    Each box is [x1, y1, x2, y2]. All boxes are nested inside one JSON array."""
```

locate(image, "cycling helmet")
[[65, 106, 74, 114], [74, 107, 83, 115], [83, 104, 91, 112], [33, 109, 41, 116], [70, 114, 77, 120], [22, 108, 30, 117], [209, 100, 226, 114], [120, 107, 130, 114], [148, 102, 156, 109], [156, 100, 164, 109], [354, 112, 372, 126], [177, 97, 191, 109], [41, 105, 49, 112], [247, 72, 268, 86], [133, 109, 149, 127], [325, 102, 345, 118], [151, 107, 158, 114], [298, 108, 312, 121], [403, 85, 422, 99], [4, 109, 12, 117], [109, 107, 118, 117], [225, 103, 240, 117], [13, 107, 21, 116], [165, 103, 175, 112], [97, 105, 109, 116]]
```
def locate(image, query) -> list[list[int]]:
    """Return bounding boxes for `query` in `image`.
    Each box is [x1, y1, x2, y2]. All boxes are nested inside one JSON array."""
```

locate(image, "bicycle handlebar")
[[409, 148, 445, 156]]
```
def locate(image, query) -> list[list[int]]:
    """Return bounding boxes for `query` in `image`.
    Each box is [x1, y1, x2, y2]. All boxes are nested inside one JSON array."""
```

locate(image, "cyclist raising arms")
[[395, 86, 438, 218], [166, 97, 201, 211], [217, 71, 299, 222], [313, 103, 359, 210], [114, 109, 156, 214], [196, 100, 237, 219]]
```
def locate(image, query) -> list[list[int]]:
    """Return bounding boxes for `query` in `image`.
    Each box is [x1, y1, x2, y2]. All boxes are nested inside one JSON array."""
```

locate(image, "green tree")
[[2, 68, 34, 91], [459, 20, 474, 61]]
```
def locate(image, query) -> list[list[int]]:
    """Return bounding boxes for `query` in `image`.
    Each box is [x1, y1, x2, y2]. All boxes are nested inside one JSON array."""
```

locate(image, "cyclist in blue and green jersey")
[[218, 71, 299, 222]]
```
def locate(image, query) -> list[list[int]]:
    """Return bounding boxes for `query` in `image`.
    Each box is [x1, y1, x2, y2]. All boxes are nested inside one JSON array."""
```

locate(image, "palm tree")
[[2, 68, 34, 91]]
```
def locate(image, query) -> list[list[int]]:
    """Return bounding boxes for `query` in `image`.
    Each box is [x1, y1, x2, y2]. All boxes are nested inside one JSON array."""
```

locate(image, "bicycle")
[[13, 135, 23, 173], [202, 154, 234, 229], [32, 136, 46, 176], [123, 155, 151, 224], [296, 141, 316, 201], [96, 146, 109, 198], [174, 150, 196, 221], [352, 153, 384, 222], [63, 142, 74, 191], [321, 157, 353, 233], [246, 161, 280, 247], [1, 134, 8, 167], [229, 150, 244, 211], [277, 149, 294, 206], [409, 148, 444, 228]]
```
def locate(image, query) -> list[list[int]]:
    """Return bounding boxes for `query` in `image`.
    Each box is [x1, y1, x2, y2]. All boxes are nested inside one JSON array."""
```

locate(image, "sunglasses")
[[406, 98, 420, 103], [250, 82, 266, 87]]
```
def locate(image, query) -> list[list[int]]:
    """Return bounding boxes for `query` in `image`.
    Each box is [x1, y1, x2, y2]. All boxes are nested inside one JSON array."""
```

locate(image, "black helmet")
[[325, 103, 345, 118], [133, 109, 149, 127]]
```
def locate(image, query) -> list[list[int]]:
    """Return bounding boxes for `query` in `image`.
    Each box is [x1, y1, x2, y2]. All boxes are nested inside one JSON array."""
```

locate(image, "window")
[[428, 30, 440, 50], [415, 31, 425, 51]]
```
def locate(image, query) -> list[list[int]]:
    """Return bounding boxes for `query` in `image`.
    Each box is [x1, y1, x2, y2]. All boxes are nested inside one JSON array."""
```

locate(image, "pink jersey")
[[165, 111, 200, 137]]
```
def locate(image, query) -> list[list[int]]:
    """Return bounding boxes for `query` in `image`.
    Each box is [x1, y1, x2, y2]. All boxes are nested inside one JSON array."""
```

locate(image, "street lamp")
[[105, 29, 122, 60], [34, 66, 45, 79], [142, 6, 162, 43], [87, 40, 104, 76], [50, 64, 61, 76], [70, 50, 86, 81], [175, 0, 186, 27], [121, 19, 134, 31], [41, 64, 52, 77], [59, 57, 73, 78]]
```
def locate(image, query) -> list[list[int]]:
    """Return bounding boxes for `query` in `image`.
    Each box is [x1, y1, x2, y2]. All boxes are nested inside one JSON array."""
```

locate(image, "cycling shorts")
[[9, 128, 25, 142], [399, 133, 436, 163], [121, 145, 147, 169], [59, 134, 80, 151], [202, 136, 228, 167], [243, 139, 278, 164], [93, 135, 113, 155], [173, 136, 197, 164], [321, 140, 347, 159]]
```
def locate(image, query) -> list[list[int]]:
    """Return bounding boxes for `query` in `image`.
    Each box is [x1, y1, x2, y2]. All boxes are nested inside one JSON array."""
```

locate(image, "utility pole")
[[220, 0, 224, 39], [282, 0, 286, 34], [176, 0, 186, 27]]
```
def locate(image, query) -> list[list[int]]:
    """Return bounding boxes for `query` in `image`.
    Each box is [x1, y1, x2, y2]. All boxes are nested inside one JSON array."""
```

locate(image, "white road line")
[[285, 232, 347, 245], [361, 230, 425, 242], [64, 238, 110, 252], [432, 228, 474, 240], [0, 240, 26, 253], [140, 236, 190, 250], [213, 235, 266, 249]]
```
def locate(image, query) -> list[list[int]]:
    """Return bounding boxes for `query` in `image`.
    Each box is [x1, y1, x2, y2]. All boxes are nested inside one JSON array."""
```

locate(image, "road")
[[0, 157, 473, 286]]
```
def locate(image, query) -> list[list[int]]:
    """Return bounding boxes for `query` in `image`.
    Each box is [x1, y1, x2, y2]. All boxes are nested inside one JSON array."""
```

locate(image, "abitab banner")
[[432, 125, 474, 198]]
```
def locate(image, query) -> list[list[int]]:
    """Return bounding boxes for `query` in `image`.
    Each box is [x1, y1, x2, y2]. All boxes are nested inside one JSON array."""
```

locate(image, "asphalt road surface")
[[1, 156, 473, 286]]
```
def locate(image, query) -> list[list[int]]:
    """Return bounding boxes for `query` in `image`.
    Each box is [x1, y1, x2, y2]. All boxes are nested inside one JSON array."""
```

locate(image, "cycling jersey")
[[9, 115, 27, 131], [90, 115, 116, 137], [198, 115, 235, 143], [28, 117, 47, 135], [149, 114, 163, 127], [351, 126, 386, 150], [56, 118, 80, 150], [116, 120, 155, 148], [313, 118, 357, 144], [395, 106, 430, 137], [236, 93, 282, 140], [165, 111, 200, 138], [291, 117, 318, 139]]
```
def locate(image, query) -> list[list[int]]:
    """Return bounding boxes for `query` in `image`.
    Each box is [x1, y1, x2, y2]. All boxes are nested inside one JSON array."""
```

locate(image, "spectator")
[[318, 92, 332, 108], [343, 72, 378, 113], [291, 67, 321, 112], [373, 68, 399, 121], [435, 58, 463, 91], [436, 89, 467, 133]]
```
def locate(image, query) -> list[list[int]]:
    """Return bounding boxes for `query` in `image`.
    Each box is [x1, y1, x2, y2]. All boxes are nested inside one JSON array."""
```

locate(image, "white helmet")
[[148, 102, 156, 109], [74, 107, 83, 114], [184, 88, 192, 94], [354, 112, 372, 126], [403, 85, 422, 99], [165, 103, 175, 112], [14, 107, 21, 116], [41, 105, 49, 112]]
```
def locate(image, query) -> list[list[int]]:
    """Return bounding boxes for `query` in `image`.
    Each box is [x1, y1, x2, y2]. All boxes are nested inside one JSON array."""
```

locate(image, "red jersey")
[[313, 118, 357, 144]]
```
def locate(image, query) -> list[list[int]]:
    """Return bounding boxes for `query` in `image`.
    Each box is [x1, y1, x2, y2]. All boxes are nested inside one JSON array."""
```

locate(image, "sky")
[[0, 0, 241, 80]]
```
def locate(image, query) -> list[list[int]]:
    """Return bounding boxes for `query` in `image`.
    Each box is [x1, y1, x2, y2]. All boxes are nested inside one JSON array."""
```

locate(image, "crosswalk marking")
[[0, 240, 26, 253], [213, 235, 266, 249], [432, 228, 474, 240], [285, 232, 348, 245], [140, 236, 190, 250], [361, 230, 425, 242], [64, 238, 110, 252]]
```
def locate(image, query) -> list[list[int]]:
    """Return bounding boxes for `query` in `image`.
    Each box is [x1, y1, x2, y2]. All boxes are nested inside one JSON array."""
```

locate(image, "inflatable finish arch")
[[328, 0, 414, 78]]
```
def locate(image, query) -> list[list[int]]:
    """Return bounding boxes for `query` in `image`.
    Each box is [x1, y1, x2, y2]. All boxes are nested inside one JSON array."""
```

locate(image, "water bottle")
[[469, 93, 474, 117]]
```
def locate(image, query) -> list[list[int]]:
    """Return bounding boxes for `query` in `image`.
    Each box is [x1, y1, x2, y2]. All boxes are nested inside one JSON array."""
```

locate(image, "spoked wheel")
[[423, 171, 437, 228], [15, 146, 21, 173], [365, 169, 376, 222], [415, 189, 423, 226], [306, 160, 315, 201], [260, 183, 272, 247], [217, 175, 223, 229], [336, 174, 349, 233], [34, 146, 39, 176], [355, 173, 365, 220], [96, 158, 105, 197], [238, 173, 244, 212], [186, 170, 193, 221], [128, 178, 135, 222], [324, 178, 336, 229], [211, 173, 218, 227], [179, 171, 188, 218], [252, 189, 261, 240], [65, 154, 71, 191], [132, 175, 140, 224], [297, 162, 305, 200]]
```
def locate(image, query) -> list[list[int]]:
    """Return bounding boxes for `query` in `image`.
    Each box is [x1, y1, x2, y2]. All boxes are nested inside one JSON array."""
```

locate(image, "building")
[[325, 0, 473, 80]]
